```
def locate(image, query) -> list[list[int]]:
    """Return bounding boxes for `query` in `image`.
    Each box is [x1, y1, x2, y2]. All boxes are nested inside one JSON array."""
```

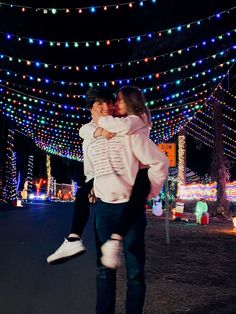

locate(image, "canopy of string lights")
[[0, 0, 235, 161]]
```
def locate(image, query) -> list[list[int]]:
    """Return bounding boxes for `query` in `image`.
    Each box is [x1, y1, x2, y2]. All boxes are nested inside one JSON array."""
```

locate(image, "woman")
[[47, 86, 152, 268]]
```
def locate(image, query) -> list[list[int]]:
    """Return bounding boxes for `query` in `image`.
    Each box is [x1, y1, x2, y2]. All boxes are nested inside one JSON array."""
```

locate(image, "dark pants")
[[94, 200, 147, 314], [70, 169, 150, 239], [117, 168, 150, 237], [70, 179, 94, 235]]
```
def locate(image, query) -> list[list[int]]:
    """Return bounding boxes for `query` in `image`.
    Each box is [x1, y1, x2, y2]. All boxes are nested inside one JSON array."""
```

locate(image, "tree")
[[210, 94, 230, 215]]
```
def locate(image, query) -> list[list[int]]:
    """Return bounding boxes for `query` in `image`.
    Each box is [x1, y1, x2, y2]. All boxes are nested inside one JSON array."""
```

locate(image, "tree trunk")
[[211, 97, 230, 215]]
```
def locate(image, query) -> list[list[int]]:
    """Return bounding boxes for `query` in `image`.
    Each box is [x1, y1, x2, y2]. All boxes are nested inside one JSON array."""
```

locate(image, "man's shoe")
[[47, 238, 86, 264], [101, 239, 122, 269]]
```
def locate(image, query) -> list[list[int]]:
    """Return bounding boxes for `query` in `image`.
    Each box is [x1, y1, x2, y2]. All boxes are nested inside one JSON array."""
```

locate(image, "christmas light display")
[[50, 176, 54, 197], [0, 75, 223, 107], [178, 181, 236, 202], [0, 1, 157, 15], [0, 2, 235, 164], [1, 58, 233, 88], [178, 130, 186, 185], [46, 154, 51, 198], [2, 129, 17, 201], [1, 30, 234, 72], [27, 155, 34, 193], [0, 7, 234, 48]]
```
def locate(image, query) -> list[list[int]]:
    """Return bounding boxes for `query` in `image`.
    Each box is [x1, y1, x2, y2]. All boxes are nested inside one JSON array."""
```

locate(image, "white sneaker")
[[101, 239, 122, 269], [47, 238, 86, 264]]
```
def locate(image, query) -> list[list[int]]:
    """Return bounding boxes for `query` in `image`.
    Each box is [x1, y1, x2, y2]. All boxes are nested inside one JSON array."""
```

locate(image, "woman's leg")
[[47, 179, 94, 264], [113, 168, 150, 237], [69, 179, 94, 236]]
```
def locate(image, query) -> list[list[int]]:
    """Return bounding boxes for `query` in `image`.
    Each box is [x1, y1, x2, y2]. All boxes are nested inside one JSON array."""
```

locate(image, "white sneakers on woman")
[[47, 238, 86, 264], [101, 239, 122, 269]]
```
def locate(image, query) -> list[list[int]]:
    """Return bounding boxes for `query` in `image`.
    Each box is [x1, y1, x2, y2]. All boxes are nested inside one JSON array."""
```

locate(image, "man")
[[47, 87, 115, 264], [84, 86, 169, 313]]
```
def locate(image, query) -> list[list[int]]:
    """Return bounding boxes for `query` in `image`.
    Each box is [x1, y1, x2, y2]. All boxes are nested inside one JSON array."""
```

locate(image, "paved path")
[[0, 202, 97, 314]]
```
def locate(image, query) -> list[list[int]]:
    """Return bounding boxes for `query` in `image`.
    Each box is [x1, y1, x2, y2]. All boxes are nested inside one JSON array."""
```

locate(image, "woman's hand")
[[91, 108, 103, 124], [94, 127, 116, 139]]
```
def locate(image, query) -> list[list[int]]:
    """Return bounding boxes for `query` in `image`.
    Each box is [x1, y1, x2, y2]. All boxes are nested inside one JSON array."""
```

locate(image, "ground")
[[116, 212, 236, 314], [0, 202, 235, 313]]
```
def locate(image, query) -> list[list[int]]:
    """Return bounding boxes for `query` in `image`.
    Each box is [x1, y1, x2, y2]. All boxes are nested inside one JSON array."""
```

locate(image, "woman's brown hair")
[[117, 86, 152, 125]]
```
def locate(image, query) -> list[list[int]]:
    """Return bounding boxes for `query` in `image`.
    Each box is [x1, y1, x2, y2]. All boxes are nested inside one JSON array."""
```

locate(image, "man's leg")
[[123, 209, 147, 314], [100, 169, 150, 270], [118, 168, 150, 236], [94, 200, 127, 314]]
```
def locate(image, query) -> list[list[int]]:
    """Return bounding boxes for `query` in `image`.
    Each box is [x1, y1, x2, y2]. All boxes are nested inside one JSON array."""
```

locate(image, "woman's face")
[[114, 92, 128, 117]]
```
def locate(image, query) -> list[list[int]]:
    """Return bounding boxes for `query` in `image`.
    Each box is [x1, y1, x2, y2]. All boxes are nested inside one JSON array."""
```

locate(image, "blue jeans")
[[94, 200, 147, 314]]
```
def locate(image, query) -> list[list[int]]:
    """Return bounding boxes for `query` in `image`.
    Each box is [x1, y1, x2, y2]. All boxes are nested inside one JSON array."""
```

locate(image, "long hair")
[[117, 86, 152, 125]]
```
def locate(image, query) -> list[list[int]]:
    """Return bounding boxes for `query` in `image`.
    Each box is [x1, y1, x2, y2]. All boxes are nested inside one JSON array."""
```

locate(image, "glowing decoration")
[[178, 130, 186, 186], [2, 129, 17, 201], [1, 75, 223, 107], [0, 1, 157, 14], [152, 196, 163, 216], [178, 181, 236, 202], [1, 57, 233, 87], [0, 10, 235, 163], [174, 199, 185, 219], [184, 87, 236, 160], [35, 178, 43, 196], [27, 155, 34, 193], [16, 171, 21, 193], [0, 8, 234, 48], [71, 180, 77, 198], [232, 217, 236, 228], [46, 154, 51, 198], [0, 38, 233, 72], [194, 199, 208, 224]]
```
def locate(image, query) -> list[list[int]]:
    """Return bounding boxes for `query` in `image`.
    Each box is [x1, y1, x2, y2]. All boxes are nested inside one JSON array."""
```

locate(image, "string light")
[[0, 8, 234, 48], [2, 129, 17, 201], [178, 131, 186, 186], [178, 181, 236, 201], [27, 155, 34, 194], [0, 1, 157, 15], [1, 57, 233, 87], [1, 33, 234, 71], [0, 75, 223, 106], [46, 154, 51, 197]]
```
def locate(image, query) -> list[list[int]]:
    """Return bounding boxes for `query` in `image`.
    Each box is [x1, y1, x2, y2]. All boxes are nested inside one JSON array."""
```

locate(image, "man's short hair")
[[86, 87, 114, 109]]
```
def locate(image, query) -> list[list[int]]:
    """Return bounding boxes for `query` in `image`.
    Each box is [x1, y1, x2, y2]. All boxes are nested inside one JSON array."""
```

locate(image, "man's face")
[[92, 100, 113, 116]]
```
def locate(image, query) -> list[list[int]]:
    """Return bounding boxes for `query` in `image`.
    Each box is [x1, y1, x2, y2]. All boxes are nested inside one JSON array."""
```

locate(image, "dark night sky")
[[0, 0, 235, 183]]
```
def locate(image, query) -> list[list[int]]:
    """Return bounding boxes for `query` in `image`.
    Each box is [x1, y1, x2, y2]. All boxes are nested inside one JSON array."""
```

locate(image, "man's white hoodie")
[[79, 115, 169, 204]]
